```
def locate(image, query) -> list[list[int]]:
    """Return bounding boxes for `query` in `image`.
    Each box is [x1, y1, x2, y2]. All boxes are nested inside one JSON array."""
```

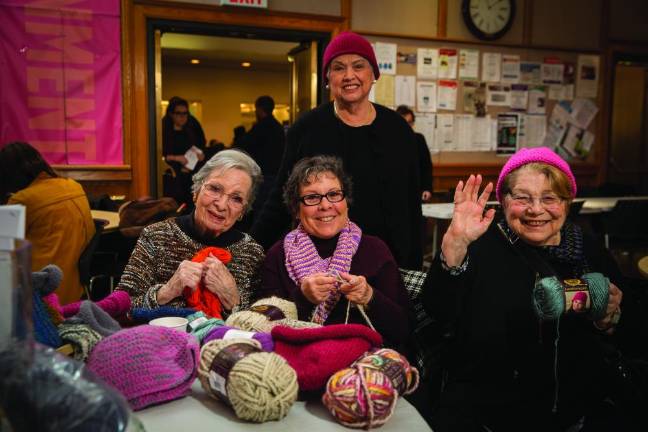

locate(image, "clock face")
[[462, 0, 515, 41]]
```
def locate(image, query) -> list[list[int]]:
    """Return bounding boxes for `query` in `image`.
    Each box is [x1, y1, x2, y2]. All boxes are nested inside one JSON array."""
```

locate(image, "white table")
[[136, 379, 432, 432], [91, 209, 120, 233]]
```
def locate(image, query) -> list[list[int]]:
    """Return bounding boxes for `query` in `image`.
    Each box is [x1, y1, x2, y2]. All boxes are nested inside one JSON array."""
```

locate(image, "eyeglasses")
[[202, 183, 247, 209], [172, 111, 189, 116], [299, 190, 346, 206], [508, 193, 564, 210]]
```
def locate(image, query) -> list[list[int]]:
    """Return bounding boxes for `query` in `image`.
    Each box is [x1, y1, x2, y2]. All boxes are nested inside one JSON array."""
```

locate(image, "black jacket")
[[238, 115, 285, 176], [251, 102, 423, 269], [415, 132, 433, 193]]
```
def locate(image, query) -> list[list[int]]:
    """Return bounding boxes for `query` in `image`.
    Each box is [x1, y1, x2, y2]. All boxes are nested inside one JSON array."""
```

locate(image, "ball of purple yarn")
[[203, 325, 274, 352]]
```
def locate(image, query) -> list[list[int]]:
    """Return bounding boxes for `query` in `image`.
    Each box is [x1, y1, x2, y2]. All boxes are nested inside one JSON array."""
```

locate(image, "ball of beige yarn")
[[225, 297, 298, 332], [198, 338, 298, 422]]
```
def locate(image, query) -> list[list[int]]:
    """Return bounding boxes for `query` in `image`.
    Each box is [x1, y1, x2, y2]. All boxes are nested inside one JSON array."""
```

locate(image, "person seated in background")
[[162, 96, 207, 208], [423, 147, 624, 431], [116, 150, 265, 313], [0, 142, 95, 304], [396, 105, 433, 202], [258, 155, 411, 351]]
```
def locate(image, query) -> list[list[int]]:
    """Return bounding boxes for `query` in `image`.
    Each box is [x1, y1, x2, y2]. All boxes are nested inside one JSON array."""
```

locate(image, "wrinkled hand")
[[203, 254, 239, 310], [338, 272, 373, 306], [158, 260, 203, 305], [595, 282, 622, 332], [442, 174, 495, 266], [300, 272, 336, 305]]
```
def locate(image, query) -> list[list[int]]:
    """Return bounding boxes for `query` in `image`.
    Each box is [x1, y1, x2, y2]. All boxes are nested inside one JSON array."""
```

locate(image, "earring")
[[325, 84, 330, 89], [373, 79, 377, 83], [238, 214, 243, 221]]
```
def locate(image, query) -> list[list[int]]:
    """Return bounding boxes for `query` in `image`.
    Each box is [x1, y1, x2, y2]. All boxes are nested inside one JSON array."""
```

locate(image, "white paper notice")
[[482, 52, 501, 82], [472, 116, 494, 151], [510, 84, 529, 111], [487, 84, 511, 107], [562, 125, 594, 158], [395, 75, 416, 107], [570, 98, 598, 129], [435, 113, 455, 151], [459, 49, 479, 80], [501, 55, 521, 84], [438, 48, 458, 79], [520, 62, 542, 85], [184, 146, 201, 170], [417, 48, 438, 79], [437, 80, 458, 111], [547, 85, 567, 101], [374, 42, 397, 75], [454, 114, 474, 150], [576, 55, 600, 98], [541, 62, 564, 84], [518, 114, 546, 148], [528, 86, 547, 114], [416, 81, 437, 112], [415, 113, 437, 153], [373, 74, 395, 107], [543, 103, 570, 148]]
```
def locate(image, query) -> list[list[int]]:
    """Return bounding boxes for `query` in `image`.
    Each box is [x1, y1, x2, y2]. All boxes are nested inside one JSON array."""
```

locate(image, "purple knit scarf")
[[284, 221, 362, 324]]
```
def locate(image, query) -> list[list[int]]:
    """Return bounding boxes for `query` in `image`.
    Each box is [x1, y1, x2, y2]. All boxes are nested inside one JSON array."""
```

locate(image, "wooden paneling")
[[531, 0, 601, 50], [351, 0, 438, 38]]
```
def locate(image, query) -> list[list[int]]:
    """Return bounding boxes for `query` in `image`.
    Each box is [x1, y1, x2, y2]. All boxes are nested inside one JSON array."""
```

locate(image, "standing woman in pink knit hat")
[[252, 32, 423, 270], [422, 147, 626, 431]]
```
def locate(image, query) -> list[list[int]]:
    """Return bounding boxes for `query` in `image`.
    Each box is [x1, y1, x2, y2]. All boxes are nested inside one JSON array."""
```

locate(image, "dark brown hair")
[[0, 141, 58, 202]]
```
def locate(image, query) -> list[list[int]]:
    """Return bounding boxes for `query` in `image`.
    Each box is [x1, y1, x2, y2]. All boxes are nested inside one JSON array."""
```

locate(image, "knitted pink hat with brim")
[[87, 325, 199, 410], [271, 324, 382, 391], [322, 31, 380, 84], [496, 147, 577, 202]]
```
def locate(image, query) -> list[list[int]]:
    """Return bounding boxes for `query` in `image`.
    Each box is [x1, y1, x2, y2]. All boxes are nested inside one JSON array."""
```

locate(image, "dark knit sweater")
[[117, 216, 265, 311], [423, 221, 623, 431], [251, 101, 423, 270], [258, 233, 411, 350]]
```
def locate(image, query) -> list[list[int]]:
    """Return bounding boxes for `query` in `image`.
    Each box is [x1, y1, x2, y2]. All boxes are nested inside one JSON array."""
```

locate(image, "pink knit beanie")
[[322, 31, 380, 84], [87, 325, 199, 410], [496, 147, 577, 202], [272, 324, 382, 391]]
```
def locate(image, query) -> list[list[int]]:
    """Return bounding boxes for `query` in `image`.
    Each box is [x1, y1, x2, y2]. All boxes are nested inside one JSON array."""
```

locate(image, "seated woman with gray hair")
[[117, 149, 265, 313], [258, 155, 411, 349]]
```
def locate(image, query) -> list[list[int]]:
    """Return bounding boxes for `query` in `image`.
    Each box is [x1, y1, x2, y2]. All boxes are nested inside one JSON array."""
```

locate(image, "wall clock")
[[462, 0, 516, 41]]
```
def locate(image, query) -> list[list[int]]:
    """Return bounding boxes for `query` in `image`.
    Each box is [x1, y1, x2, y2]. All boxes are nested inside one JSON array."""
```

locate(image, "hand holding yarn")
[[159, 260, 204, 304], [203, 254, 239, 310], [300, 272, 337, 305], [595, 282, 622, 331], [338, 272, 373, 306], [442, 174, 495, 267]]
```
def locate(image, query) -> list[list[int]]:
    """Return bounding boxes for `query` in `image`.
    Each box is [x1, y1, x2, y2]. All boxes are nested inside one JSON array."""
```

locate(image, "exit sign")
[[221, 0, 267, 8]]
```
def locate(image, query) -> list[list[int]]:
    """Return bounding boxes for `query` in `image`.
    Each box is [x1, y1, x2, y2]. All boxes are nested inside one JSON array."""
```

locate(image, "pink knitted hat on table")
[[272, 324, 382, 391], [87, 325, 199, 410], [322, 31, 380, 84], [496, 147, 577, 202]]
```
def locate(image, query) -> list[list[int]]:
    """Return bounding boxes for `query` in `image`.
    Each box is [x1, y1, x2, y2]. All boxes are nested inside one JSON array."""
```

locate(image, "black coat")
[[251, 102, 423, 269], [415, 132, 433, 193], [237, 115, 285, 176]]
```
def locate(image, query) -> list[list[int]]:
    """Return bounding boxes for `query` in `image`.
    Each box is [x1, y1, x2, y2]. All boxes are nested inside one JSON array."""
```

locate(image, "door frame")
[[122, 0, 347, 198]]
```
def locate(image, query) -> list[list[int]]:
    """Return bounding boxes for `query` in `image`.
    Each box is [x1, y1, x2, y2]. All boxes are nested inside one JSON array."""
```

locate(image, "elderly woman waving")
[[258, 155, 411, 350], [117, 150, 265, 314], [424, 147, 624, 431]]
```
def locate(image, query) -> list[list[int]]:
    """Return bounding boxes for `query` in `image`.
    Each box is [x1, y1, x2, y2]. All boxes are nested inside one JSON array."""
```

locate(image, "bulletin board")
[[364, 35, 604, 191]]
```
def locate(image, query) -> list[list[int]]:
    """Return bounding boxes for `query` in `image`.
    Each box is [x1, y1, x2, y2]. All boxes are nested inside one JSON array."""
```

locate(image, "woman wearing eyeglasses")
[[162, 96, 207, 207], [258, 155, 411, 349], [117, 150, 265, 313], [423, 147, 624, 431]]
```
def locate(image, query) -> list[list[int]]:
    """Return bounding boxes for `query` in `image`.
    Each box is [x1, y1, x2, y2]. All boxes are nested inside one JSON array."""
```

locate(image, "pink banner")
[[0, 0, 123, 165]]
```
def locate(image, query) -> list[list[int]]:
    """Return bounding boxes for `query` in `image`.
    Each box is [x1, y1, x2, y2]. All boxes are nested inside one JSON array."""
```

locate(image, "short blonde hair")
[[500, 163, 573, 205]]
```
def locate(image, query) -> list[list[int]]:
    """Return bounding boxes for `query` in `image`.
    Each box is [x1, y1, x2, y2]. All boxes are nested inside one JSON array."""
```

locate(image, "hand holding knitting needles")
[[336, 271, 373, 306], [203, 253, 239, 310], [300, 272, 337, 304]]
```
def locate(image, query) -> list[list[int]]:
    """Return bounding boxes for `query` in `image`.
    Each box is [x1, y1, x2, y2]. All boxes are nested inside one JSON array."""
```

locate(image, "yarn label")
[[209, 342, 260, 404], [563, 279, 591, 315], [188, 316, 209, 331], [223, 329, 256, 340], [361, 356, 408, 394], [249, 304, 286, 321]]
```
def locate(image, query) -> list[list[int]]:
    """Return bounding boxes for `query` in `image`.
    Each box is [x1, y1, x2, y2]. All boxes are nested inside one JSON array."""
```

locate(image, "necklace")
[[333, 100, 375, 127]]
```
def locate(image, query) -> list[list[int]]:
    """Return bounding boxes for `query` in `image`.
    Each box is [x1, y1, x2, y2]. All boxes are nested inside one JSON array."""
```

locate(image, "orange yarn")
[[184, 247, 232, 319]]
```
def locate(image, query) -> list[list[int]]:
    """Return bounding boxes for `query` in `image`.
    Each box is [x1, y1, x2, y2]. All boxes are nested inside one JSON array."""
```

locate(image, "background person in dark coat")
[[396, 105, 433, 202], [252, 32, 422, 270]]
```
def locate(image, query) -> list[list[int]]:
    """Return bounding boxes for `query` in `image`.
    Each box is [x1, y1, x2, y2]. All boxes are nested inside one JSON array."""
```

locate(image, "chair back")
[[78, 219, 104, 292]]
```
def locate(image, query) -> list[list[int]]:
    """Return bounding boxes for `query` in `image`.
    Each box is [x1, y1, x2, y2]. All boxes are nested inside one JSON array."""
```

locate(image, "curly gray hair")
[[191, 149, 263, 212], [282, 155, 353, 217]]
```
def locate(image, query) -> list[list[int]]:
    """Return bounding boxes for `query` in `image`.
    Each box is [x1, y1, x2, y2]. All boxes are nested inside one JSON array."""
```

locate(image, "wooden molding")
[[54, 165, 132, 181], [340, 0, 351, 31], [437, 0, 447, 38], [522, 0, 533, 46]]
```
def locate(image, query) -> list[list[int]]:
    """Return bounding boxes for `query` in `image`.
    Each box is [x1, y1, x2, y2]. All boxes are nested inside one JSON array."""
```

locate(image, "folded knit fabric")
[[68, 301, 121, 337], [271, 324, 383, 391], [58, 322, 102, 362], [62, 290, 131, 318], [32, 265, 64, 348], [184, 247, 232, 319], [42, 294, 64, 325], [87, 325, 199, 410], [129, 306, 197, 324]]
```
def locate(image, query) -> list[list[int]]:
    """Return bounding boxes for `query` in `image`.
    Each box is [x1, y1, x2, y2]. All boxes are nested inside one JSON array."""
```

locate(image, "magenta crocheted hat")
[[322, 31, 380, 84], [572, 291, 588, 302], [271, 323, 382, 391], [87, 325, 199, 410], [496, 146, 577, 202]]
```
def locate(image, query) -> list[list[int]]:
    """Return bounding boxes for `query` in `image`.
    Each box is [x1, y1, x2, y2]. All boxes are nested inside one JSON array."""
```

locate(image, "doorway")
[[147, 20, 330, 198]]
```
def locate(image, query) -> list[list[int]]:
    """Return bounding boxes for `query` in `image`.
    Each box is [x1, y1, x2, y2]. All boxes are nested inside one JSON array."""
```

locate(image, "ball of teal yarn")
[[532, 276, 565, 320], [186, 311, 225, 343], [581, 272, 610, 321]]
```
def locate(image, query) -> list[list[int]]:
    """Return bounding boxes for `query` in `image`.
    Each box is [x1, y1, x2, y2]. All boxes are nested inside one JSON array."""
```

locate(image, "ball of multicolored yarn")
[[225, 297, 298, 332], [198, 338, 298, 422], [322, 349, 419, 429]]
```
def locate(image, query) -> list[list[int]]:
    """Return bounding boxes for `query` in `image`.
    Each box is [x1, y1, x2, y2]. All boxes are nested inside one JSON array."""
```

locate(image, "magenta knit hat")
[[322, 31, 380, 84], [87, 325, 199, 410], [271, 324, 382, 391], [572, 291, 588, 302], [496, 147, 577, 202]]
